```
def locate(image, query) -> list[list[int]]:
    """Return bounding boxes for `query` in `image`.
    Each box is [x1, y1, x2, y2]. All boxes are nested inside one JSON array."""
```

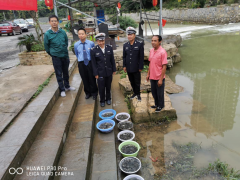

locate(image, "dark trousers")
[[150, 79, 165, 108], [52, 56, 70, 92], [78, 61, 98, 96], [127, 71, 141, 95], [97, 75, 113, 103]]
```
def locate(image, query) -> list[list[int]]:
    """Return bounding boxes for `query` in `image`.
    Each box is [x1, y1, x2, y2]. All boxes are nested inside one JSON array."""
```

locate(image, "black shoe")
[[151, 105, 157, 109], [93, 96, 97, 100], [130, 94, 137, 100], [85, 94, 91, 99], [137, 95, 141, 102], [155, 107, 162, 112], [106, 100, 111, 105], [100, 102, 105, 107]]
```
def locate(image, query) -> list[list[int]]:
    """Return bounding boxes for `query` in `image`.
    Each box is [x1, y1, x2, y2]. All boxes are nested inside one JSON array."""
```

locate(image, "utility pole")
[[159, 0, 163, 36], [67, 0, 74, 27], [54, 0, 58, 16]]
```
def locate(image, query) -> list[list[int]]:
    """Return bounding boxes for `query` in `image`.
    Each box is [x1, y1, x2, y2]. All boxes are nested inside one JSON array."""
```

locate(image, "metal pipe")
[[54, 0, 58, 16], [159, 0, 162, 36]]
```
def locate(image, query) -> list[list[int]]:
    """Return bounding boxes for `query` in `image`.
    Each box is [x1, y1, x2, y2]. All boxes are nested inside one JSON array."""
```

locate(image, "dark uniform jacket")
[[91, 45, 116, 77], [123, 40, 144, 73]]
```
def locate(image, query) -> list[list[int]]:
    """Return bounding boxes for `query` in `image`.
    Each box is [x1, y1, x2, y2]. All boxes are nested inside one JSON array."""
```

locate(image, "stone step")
[[0, 57, 77, 180], [54, 87, 96, 180], [14, 67, 83, 180]]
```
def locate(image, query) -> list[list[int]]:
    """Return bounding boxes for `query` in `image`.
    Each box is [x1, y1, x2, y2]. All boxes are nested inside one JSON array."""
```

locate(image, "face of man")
[[128, 33, 136, 42], [78, 30, 87, 41], [97, 40, 105, 48], [49, 17, 59, 28], [152, 36, 161, 49]]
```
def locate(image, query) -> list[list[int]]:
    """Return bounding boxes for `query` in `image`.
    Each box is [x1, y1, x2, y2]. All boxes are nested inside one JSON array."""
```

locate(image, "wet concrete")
[[0, 56, 77, 180], [89, 96, 118, 180], [54, 86, 96, 180], [0, 65, 54, 135], [14, 67, 82, 180]]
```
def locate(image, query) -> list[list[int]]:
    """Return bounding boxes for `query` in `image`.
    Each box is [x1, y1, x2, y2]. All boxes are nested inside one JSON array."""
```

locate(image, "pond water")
[[135, 23, 240, 179]]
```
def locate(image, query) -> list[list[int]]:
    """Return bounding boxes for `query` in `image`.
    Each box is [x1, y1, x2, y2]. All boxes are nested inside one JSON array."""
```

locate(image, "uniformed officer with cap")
[[91, 33, 116, 107], [123, 27, 144, 101]]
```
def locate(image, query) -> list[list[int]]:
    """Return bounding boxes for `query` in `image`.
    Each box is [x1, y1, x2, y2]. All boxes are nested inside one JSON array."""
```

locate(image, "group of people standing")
[[44, 15, 167, 112]]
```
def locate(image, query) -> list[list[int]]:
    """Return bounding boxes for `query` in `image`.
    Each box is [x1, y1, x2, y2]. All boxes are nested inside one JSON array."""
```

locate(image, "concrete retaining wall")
[[18, 51, 52, 65], [122, 4, 240, 24]]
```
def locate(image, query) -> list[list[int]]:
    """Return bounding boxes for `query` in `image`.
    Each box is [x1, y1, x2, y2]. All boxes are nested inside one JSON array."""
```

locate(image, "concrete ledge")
[[14, 69, 83, 180], [131, 92, 177, 123], [0, 54, 78, 180], [55, 91, 97, 180], [19, 51, 52, 65]]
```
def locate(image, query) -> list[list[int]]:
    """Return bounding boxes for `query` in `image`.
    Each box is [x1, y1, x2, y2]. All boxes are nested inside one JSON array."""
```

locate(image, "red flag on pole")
[[158, 19, 167, 27], [0, 0, 37, 11]]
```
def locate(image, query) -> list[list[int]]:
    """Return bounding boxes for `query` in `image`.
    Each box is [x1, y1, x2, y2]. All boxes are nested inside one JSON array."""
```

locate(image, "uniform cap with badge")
[[95, 33, 106, 41], [126, 27, 136, 35]]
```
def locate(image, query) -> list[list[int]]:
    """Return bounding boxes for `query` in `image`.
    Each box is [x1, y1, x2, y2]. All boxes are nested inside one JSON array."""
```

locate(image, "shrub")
[[31, 43, 45, 52], [17, 34, 38, 52], [110, 16, 138, 30]]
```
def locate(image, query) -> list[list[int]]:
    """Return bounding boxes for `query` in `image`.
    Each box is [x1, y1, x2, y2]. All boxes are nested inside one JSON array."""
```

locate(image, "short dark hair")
[[152, 35, 162, 42], [49, 15, 59, 22], [78, 28, 86, 34]]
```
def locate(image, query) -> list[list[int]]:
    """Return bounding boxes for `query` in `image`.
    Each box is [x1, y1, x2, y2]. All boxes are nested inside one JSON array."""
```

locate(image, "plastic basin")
[[123, 174, 144, 180], [96, 119, 115, 133], [118, 121, 133, 131], [115, 112, 130, 122], [119, 157, 141, 174], [119, 140, 140, 157], [99, 109, 116, 120], [117, 130, 135, 142]]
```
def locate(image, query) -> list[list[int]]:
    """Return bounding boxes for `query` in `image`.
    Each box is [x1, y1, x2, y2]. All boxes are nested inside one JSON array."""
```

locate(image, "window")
[[0, 23, 10, 27]]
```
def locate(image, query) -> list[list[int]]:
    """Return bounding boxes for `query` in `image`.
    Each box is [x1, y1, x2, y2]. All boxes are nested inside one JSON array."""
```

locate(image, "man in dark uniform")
[[91, 33, 116, 107], [123, 27, 144, 101]]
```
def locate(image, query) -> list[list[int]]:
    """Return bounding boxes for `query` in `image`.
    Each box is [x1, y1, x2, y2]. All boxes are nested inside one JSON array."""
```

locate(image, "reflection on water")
[[135, 30, 240, 179]]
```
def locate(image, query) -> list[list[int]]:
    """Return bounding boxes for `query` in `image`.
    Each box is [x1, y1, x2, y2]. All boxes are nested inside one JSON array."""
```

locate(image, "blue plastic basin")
[[99, 109, 116, 120], [97, 119, 115, 133]]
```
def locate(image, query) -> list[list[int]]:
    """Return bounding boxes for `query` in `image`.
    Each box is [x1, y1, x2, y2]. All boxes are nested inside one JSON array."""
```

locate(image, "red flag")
[[158, 19, 167, 27], [0, 0, 37, 11]]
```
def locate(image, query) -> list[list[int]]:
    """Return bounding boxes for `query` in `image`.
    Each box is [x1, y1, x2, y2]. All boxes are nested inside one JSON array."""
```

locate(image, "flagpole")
[[159, 0, 162, 36]]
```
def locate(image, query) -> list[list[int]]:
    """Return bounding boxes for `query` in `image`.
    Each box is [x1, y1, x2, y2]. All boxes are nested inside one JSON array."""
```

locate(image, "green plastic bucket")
[[118, 140, 141, 157]]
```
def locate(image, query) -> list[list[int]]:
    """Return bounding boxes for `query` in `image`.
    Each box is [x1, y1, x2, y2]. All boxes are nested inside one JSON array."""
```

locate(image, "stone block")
[[131, 93, 149, 123], [148, 93, 177, 122], [172, 53, 181, 63]]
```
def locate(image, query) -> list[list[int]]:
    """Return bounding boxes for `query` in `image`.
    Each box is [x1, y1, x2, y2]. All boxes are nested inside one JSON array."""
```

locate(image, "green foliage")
[[17, 34, 38, 52], [32, 73, 54, 99], [124, 95, 132, 115], [31, 43, 45, 52], [119, 70, 128, 79], [142, 65, 149, 73], [69, 41, 77, 54], [208, 159, 240, 179], [111, 16, 137, 30]]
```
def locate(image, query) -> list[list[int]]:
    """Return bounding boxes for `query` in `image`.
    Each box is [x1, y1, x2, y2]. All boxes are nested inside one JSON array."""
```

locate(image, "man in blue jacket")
[[74, 28, 98, 100], [44, 15, 75, 97]]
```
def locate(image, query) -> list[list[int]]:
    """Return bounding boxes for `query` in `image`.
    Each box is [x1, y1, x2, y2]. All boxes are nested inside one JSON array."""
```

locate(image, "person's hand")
[[146, 75, 150, 82], [123, 67, 127, 73], [113, 72, 116, 75], [95, 75, 99, 79], [158, 79, 162, 87], [139, 69, 142, 72]]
